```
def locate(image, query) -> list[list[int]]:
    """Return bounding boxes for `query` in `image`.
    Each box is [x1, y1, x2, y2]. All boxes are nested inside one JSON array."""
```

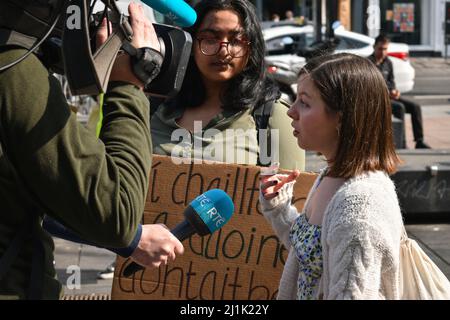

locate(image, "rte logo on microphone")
[[194, 193, 226, 229]]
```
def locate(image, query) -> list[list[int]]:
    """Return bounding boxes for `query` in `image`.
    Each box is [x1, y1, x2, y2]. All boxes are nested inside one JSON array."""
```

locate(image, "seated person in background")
[[369, 34, 431, 149]]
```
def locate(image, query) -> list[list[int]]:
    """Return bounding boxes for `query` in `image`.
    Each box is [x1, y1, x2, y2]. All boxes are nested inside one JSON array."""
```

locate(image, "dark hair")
[[374, 34, 390, 46], [169, 0, 279, 110], [299, 53, 401, 178]]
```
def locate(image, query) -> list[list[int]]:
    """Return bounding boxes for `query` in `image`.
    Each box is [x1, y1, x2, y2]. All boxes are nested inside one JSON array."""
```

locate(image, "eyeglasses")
[[196, 37, 250, 58]]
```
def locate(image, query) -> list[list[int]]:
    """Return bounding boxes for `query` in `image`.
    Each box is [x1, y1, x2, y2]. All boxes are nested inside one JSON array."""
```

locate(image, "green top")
[[0, 49, 152, 299], [151, 100, 305, 171]]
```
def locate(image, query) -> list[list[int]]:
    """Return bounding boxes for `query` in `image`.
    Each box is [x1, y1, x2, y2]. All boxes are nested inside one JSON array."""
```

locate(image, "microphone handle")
[[122, 220, 196, 277], [171, 219, 196, 242]]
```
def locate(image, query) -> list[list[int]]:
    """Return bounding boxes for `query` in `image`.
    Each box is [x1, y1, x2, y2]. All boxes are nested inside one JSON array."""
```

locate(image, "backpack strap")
[[252, 99, 274, 133], [252, 100, 275, 166]]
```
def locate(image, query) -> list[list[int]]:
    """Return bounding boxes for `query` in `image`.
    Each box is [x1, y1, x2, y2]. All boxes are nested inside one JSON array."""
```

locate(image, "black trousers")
[[391, 97, 424, 142]]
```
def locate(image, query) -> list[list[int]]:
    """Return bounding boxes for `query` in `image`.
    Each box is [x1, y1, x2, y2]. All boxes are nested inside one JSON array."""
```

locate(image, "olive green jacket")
[[151, 100, 305, 170], [0, 49, 152, 299]]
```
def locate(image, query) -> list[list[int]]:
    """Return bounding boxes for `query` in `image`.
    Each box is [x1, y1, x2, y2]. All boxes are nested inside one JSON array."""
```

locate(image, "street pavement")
[[54, 238, 116, 299], [408, 57, 450, 96], [54, 57, 450, 299]]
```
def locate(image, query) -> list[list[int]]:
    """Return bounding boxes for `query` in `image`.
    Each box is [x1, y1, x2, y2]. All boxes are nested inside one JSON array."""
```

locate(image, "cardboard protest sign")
[[111, 155, 317, 300]]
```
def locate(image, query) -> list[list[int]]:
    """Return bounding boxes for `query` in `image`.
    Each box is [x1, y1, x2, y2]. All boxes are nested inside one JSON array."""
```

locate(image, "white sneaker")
[[97, 262, 115, 280]]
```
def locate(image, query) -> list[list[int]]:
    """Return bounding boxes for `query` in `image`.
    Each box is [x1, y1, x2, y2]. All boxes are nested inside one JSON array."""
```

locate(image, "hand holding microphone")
[[130, 224, 184, 269], [124, 189, 235, 277]]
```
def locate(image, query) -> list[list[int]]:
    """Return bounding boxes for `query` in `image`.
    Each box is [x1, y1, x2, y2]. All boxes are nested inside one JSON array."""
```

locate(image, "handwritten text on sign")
[[112, 155, 317, 300]]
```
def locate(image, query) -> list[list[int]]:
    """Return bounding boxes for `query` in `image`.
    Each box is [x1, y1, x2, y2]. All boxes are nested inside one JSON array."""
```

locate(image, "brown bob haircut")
[[299, 53, 401, 178]]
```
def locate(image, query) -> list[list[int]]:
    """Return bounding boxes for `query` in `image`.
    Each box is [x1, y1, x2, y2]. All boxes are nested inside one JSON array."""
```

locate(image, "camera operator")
[[0, 1, 183, 299]]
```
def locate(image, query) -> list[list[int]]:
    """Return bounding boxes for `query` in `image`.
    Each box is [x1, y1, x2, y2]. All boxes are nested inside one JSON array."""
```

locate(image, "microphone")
[[123, 189, 234, 277], [142, 0, 197, 27]]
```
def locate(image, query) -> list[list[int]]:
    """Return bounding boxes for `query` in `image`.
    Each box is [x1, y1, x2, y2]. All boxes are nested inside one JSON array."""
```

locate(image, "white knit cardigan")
[[260, 169, 404, 300]]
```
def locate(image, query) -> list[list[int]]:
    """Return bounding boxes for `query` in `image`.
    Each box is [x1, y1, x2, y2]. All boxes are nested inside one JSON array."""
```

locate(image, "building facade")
[[341, 0, 450, 56], [254, 0, 449, 56], [352, 0, 450, 56], [187, 0, 449, 56]]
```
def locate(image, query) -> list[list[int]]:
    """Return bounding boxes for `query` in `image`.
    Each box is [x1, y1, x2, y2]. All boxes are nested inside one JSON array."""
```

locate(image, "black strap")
[[252, 99, 273, 132], [121, 42, 163, 87], [252, 100, 275, 166]]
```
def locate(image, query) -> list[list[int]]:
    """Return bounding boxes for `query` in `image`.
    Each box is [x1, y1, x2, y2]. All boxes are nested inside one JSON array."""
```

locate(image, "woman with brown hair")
[[260, 53, 404, 299]]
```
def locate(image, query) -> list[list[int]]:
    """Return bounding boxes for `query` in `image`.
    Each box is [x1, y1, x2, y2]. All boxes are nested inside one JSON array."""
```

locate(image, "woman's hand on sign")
[[131, 224, 184, 268], [260, 171, 299, 200]]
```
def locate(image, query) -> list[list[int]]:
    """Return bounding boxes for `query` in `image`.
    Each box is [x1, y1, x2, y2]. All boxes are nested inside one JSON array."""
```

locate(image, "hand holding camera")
[[96, 2, 159, 90]]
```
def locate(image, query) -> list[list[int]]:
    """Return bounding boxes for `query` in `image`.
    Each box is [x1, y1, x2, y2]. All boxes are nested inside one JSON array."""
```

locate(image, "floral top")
[[289, 213, 323, 300]]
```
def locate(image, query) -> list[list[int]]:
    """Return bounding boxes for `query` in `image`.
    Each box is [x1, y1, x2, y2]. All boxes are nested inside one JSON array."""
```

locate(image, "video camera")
[[0, 0, 193, 98]]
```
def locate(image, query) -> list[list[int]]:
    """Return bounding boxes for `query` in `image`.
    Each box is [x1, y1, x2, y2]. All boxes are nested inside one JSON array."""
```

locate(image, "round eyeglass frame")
[[196, 37, 251, 58]]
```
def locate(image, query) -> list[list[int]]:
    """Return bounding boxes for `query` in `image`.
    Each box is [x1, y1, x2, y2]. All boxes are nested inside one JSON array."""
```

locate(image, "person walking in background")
[[260, 53, 405, 299], [369, 35, 431, 149]]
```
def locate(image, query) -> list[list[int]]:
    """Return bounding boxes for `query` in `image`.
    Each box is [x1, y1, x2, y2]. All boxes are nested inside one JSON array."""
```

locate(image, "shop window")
[[380, 0, 421, 45]]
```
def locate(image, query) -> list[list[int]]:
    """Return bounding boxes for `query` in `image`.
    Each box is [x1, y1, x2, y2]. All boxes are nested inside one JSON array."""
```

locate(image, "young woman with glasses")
[[150, 0, 305, 170]]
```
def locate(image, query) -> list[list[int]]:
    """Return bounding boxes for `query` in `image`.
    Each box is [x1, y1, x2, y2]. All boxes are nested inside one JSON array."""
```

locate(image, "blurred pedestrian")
[[284, 10, 294, 21]]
